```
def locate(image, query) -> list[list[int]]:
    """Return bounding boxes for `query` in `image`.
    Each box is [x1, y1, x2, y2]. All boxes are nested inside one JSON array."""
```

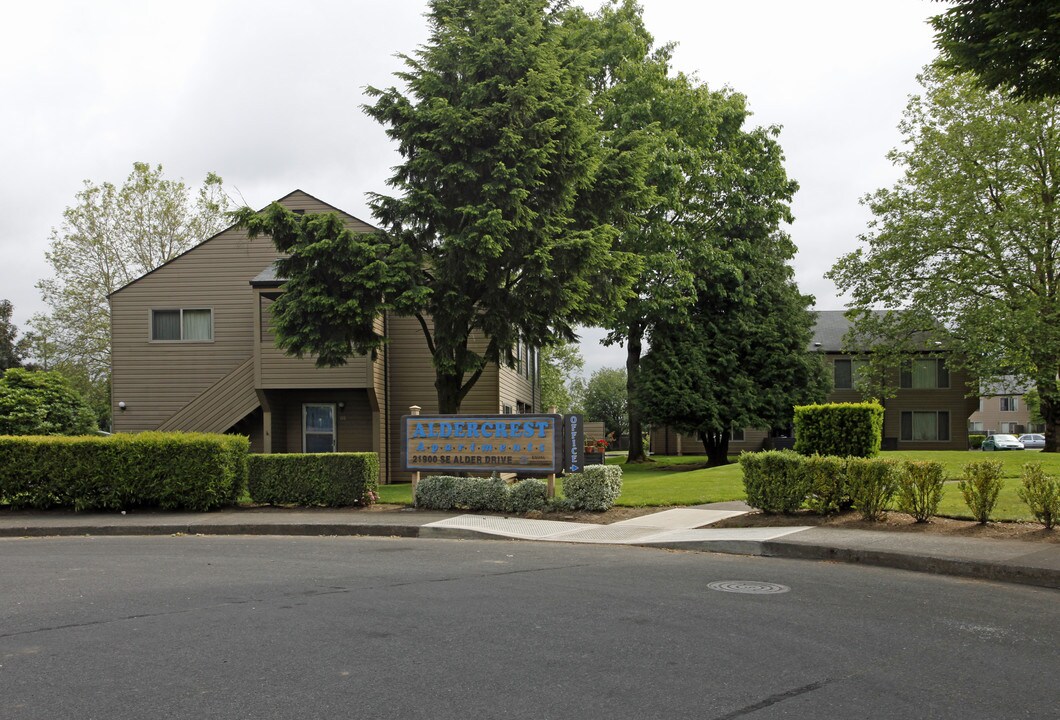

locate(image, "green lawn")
[[608, 456, 745, 507], [375, 450, 1052, 522]]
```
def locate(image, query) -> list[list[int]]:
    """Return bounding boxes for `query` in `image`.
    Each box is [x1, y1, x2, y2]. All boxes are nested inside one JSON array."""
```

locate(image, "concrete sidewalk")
[[0, 504, 1057, 590]]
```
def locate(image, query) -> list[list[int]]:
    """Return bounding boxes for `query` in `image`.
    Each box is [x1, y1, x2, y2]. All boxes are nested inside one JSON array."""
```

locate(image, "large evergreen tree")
[[638, 219, 827, 467], [239, 0, 639, 413]]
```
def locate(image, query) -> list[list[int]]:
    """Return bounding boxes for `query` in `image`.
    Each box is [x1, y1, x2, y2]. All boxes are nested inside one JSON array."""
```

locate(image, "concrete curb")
[[2, 521, 1057, 590], [758, 541, 1060, 590]]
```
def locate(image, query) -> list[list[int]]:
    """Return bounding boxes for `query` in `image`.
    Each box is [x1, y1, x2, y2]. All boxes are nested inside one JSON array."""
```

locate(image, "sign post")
[[562, 413, 585, 474], [409, 405, 421, 494]]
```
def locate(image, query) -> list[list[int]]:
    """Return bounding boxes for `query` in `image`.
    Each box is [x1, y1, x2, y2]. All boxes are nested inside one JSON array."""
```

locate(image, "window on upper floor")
[[833, 359, 869, 389], [1000, 396, 1019, 412], [151, 308, 213, 341], [900, 358, 949, 389]]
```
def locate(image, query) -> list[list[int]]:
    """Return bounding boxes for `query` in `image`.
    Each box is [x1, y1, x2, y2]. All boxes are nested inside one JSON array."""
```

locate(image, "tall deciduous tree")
[[932, 0, 1060, 100], [539, 341, 585, 414], [33, 162, 229, 385], [582, 367, 628, 444], [569, 1, 799, 462], [828, 67, 1060, 450], [239, 0, 639, 414], [0, 299, 28, 371]]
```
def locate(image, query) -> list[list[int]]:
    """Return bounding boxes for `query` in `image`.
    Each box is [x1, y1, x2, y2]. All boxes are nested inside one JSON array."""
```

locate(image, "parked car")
[[1018, 433, 1045, 449], [982, 434, 1024, 451]]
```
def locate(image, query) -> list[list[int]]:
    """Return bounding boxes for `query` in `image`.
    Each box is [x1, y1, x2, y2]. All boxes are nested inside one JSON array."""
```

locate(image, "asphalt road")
[[1, 536, 1057, 720]]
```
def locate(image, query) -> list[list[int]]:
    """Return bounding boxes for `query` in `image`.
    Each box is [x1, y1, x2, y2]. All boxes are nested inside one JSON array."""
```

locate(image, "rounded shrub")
[[846, 456, 898, 521], [895, 460, 945, 522], [563, 465, 622, 511]]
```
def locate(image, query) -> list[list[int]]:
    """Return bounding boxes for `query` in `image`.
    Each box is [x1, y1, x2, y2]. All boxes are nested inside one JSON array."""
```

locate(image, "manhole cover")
[[708, 581, 790, 595]]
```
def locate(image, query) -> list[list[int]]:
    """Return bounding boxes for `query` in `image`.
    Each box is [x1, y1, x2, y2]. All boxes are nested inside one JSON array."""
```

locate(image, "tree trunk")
[[1040, 379, 1060, 453], [699, 430, 730, 468], [435, 373, 463, 414], [625, 322, 649, 463]]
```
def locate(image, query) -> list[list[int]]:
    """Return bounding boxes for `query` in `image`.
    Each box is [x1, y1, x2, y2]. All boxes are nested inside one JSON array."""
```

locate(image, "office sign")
[[402, 414, 562, 474], [563, 413, 585, 472]]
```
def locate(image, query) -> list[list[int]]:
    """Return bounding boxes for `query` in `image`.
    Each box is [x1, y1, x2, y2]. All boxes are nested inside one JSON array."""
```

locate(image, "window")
[[833, 359, 869, 389], [516, 401, 532, 414], [1000, 422, 1018, 434], [502, 404, 513, 415], [900, 358, 949, 389], [900, 411, 950, 441], [1000, 396, 1019, 412], [151, 308, 212, 341], [969, 421, 984, 432], [303, 404, 336, 453], [730, 427, 745, 442]]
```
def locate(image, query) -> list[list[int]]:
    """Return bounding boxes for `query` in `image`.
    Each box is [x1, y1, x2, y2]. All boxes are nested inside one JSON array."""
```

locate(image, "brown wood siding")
[[266, 389, 374, 453], [823, 355, 977, 450], [499, 363, 535, 412], [257, 295, 370, 389], [156, 358, 258, 433], [111, 190, 373, 433]]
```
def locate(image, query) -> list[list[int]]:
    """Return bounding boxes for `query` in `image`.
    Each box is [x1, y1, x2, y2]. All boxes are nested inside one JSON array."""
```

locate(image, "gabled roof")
[[108, 189, 376, 298], [980, 375, 1034, 396], [808, 310, 853, 352], [809, 310, 944, 354]]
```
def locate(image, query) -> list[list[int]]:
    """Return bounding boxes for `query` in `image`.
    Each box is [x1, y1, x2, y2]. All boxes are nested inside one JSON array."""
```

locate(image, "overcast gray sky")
[[0, 0, 944, 375]]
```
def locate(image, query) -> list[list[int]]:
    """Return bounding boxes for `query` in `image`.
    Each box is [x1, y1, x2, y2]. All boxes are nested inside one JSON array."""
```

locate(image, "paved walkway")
[[0, 503, 1057, 590]]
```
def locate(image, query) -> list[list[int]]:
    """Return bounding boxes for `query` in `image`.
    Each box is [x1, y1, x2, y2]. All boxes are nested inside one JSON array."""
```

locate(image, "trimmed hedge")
[[793, 402, 884, 458], [414, 466, 624, 513], [968, 434, 986, 450], [414, 475, 508, 511], [248, 453, 379, 507], [508, 479, 548, 513], [739, 450, 809, 514], [562, 465, 623, 511], [0, 432, 249, 511]]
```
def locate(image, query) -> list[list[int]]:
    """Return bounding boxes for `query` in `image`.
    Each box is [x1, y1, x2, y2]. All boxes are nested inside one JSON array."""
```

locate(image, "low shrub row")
[[740, 450, 1060, 526], [248, 453, 379, 507], [0, 433, 249, 511], [414, 465, 623, 513]]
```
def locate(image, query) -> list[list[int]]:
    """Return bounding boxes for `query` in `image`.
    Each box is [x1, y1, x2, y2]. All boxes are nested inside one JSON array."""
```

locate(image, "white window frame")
[[303, 403, 337, 453], [1000, 396, 1019, 412], [149, 308, 214, 342]]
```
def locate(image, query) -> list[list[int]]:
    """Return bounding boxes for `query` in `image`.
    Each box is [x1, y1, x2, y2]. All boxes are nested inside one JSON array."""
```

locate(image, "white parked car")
[[1018, 433, 1045, 449]]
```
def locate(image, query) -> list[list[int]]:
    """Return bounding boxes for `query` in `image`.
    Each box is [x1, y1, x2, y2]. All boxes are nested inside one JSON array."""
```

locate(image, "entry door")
[[303, 404, 337, 453]]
